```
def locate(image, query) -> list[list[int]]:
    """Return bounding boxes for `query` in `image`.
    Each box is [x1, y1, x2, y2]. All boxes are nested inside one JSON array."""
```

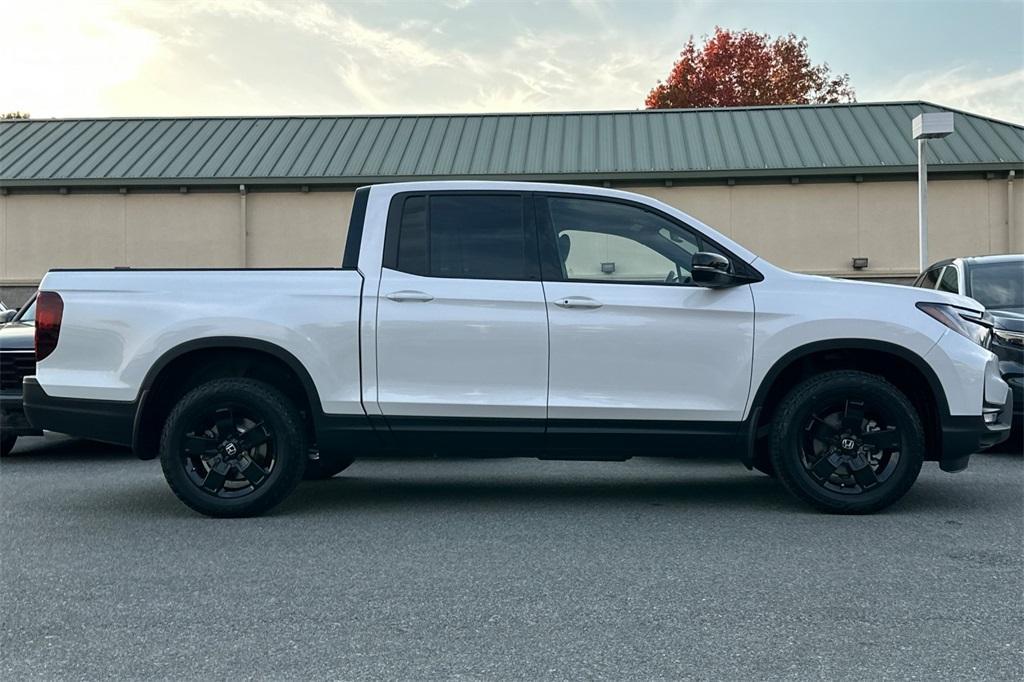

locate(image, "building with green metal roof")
[[1, 101, 1021, 302]]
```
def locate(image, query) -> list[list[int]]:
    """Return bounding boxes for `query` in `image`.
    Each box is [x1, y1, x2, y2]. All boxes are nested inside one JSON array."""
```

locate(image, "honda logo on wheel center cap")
[[224, 442, 238, 456], [840, 437, 856, 450]]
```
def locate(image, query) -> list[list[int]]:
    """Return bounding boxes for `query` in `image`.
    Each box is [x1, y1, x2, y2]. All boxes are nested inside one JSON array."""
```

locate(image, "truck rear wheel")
[[770, 370, 924, 514], [159, 378, 306, 518]]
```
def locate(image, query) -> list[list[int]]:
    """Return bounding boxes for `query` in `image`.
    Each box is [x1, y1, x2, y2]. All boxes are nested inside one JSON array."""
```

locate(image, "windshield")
[[968, 262, 1024, 310]]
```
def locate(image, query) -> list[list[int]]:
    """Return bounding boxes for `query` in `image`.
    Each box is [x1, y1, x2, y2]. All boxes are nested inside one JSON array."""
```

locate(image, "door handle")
[[554, 296, 602, 309], [385, 290, 434, 302]]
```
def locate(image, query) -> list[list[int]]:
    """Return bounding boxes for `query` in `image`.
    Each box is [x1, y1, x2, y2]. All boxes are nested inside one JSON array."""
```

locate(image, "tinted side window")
[[429, 195, 528, 280], [937, 266, 959, 293], [392, 194, 532, 280], [396, 196, 428, 276], [917, 267, 942, 289]]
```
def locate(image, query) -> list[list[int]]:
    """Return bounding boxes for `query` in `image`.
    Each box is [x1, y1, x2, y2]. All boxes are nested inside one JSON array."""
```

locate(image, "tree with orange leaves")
[[646, 27, 855, 109]]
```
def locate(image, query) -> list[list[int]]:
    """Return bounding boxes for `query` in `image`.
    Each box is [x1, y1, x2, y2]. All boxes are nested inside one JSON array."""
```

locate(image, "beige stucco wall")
[[126, 193, 241, 268], [624, 176, 1023, 276], [2, 193, 126, 281], [0, 190, 356, 285], [2, 176, 1021, 289], [246, 191, 352, 267]]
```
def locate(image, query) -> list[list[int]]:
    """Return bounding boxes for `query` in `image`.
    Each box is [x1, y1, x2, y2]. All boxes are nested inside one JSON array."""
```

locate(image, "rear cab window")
[[385, 193, 538, 281]]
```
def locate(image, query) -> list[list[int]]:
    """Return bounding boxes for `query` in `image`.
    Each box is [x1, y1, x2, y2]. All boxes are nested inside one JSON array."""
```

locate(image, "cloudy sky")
[[2, 0, 1022, 122]]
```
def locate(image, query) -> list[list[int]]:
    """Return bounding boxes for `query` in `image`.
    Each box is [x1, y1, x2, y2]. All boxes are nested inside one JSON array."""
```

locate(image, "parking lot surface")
[[1, 434, 1022, 680]]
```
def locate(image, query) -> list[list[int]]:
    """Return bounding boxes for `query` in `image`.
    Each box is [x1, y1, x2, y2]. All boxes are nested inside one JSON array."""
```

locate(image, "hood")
[[765, 265, 986, 312], [988, 307, 1024, 333], [0, 322, 35, 351]]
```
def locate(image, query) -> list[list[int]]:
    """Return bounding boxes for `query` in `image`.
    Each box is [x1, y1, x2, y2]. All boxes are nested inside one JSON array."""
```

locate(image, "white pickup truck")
[[24, 181, 1012, 517]]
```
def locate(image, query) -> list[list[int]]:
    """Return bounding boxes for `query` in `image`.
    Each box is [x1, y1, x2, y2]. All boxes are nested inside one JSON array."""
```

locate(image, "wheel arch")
[[747, 339, 949, 467], [132, 337, 325, 460]]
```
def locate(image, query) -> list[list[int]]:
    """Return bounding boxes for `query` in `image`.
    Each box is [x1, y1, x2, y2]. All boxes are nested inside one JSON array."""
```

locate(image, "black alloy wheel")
[[160, 378, 306, 517], [180, 405, 276, 498], [770, 370, 924, 514], [800, 398, 902, 494]]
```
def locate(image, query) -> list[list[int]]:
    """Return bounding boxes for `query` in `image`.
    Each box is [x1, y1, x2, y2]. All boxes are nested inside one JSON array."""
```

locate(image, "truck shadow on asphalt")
[[2, 436, 134, 463], [283, 472, 792, 515], [6, 438, 1012, 516], [61, 461, 805, 516], [266, 456, 1007, 516], [274, 473, 997, 517], [61, 472, 1012, 519]]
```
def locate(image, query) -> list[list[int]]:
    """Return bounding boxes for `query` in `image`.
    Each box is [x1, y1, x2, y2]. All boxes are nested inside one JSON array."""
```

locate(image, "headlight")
[[916, 302, 992, 347], [993, 328, 1024, 349]]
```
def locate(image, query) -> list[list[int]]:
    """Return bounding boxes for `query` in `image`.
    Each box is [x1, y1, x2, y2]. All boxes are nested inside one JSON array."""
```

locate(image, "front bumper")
[[0, 389, 43, 438], [938, 392, 1013, 472]]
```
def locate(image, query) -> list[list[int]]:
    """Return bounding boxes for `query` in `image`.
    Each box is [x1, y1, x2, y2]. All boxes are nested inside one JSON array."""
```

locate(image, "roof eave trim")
[[2, 162, 1022, 188]]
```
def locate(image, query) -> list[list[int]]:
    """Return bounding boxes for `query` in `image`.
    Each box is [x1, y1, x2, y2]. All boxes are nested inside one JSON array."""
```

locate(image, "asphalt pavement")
[[1, 433, 1022, 681]]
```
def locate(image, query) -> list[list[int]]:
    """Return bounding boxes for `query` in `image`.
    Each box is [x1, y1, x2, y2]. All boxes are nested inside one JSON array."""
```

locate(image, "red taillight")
[[35, 291, 64, 362]]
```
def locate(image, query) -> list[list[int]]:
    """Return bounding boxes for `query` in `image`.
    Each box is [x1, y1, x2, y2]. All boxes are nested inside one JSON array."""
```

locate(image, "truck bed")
[[34, 268, 365, 416]]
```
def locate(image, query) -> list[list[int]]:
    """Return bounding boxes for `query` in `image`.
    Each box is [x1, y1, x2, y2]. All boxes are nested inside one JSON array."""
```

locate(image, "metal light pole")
[[912, 113, 954, 273]]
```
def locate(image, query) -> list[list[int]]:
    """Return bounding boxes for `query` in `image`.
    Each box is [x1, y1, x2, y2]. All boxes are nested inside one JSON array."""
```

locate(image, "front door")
[[375, 192, 549, 444], [536, 194, 755, 446]]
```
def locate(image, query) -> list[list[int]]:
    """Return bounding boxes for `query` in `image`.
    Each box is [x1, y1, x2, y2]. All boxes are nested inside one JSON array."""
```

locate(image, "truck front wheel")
[[159, 378, 307, 518], [770, 370, 924, 514]]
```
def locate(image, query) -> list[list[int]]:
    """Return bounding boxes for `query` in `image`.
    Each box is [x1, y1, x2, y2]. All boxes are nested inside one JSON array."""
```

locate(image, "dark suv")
[[1, 295, 40, 456], [915, 255, 1023, 442]]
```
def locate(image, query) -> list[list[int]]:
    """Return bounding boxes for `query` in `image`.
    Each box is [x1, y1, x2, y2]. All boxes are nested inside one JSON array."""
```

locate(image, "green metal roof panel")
[[1, 102, 1021, 187]]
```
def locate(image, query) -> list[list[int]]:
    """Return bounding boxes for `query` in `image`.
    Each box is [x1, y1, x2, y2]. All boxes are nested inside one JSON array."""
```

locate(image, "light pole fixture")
[[912, 112, 955, 272]]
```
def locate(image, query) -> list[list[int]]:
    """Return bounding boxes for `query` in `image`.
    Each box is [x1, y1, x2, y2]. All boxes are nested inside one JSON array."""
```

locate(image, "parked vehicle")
[[915, 255, 1023, 441], [1, 295, 41, 456], [24, 182, 1012, 516]]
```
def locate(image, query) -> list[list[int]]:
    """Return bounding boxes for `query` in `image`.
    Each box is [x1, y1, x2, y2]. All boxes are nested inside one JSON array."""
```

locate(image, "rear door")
[[536, 193, 755, 435], [374, 192, 549, 432]]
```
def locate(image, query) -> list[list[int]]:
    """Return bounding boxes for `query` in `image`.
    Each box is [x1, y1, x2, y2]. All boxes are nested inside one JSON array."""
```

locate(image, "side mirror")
[[0, 310, 16, 324], [692, 252, 739, 288]]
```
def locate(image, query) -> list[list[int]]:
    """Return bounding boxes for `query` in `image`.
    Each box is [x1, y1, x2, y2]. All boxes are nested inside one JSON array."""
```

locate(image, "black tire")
[[159, 378, 307, 518], [1, 434, 16, 458], [770, 370, 924, 514], [752, 457, 775, 477], [304, 453, 355, 480]]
